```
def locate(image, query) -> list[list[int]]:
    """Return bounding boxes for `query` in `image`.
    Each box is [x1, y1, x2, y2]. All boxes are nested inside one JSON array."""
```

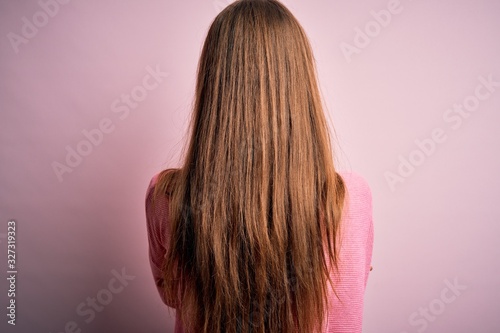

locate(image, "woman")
[[145, 0, 374, 332]]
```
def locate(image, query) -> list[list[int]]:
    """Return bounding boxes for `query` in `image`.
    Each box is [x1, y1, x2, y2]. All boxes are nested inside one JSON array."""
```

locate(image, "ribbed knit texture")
[[145, 170, 374, 333]]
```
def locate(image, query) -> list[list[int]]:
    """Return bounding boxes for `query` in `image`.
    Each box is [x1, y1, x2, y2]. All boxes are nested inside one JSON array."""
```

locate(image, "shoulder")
[[336, 170, 373, 226], [145, 173, 161, 205], [147, 173, 160, 192], [337, 170, 372, 202], [146, 168, 179, 196], [145, 168, 180, 212]]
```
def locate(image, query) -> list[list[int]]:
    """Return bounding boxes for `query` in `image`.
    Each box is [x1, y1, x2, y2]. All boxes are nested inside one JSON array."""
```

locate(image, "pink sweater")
[[145, 170, 374, 332]]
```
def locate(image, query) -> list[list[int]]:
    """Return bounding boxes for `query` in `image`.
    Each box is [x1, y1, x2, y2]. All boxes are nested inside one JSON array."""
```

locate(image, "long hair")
[[152, 0, 346, 332]]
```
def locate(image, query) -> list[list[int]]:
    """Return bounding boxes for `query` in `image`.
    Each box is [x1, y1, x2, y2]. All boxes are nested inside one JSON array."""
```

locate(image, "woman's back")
[[145, 170, 374, 333]]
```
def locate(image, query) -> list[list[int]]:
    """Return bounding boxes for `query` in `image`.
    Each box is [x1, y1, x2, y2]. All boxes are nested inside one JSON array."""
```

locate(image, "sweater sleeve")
[[145, 174, 179, 308], [364, 184, 374, 289], [323, 171, 374, 333]]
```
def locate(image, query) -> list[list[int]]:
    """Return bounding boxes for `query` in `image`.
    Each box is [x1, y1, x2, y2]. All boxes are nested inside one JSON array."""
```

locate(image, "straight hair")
[[152, 1, 346, 331]]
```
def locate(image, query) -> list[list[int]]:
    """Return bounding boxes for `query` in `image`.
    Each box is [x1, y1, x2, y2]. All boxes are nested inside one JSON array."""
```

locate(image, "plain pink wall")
[[1, 0, 499, 332]]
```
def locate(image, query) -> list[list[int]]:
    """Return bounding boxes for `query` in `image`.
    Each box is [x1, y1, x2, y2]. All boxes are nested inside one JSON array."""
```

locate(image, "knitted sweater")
[[145, 170, 374, 332]]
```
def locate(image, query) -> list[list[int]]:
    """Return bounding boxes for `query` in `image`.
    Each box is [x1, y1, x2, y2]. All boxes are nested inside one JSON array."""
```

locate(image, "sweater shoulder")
[[145, 173, 161, 207], [337, 170, 372, 204], [145, 168, 180, 202]]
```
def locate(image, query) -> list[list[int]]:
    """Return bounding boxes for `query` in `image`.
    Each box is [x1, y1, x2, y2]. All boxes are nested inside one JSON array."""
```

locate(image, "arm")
[[364, 216, 374, 288], [364, 178, 374, 289], [145, 175, 179, 308]]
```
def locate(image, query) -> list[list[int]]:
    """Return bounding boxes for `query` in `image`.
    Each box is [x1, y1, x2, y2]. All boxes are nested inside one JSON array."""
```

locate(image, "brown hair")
[[152, 0, 346, 332]]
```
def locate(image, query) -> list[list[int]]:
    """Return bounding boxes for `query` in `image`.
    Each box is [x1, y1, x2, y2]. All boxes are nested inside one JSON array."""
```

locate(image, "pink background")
[[1, 0, 499, 332]]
